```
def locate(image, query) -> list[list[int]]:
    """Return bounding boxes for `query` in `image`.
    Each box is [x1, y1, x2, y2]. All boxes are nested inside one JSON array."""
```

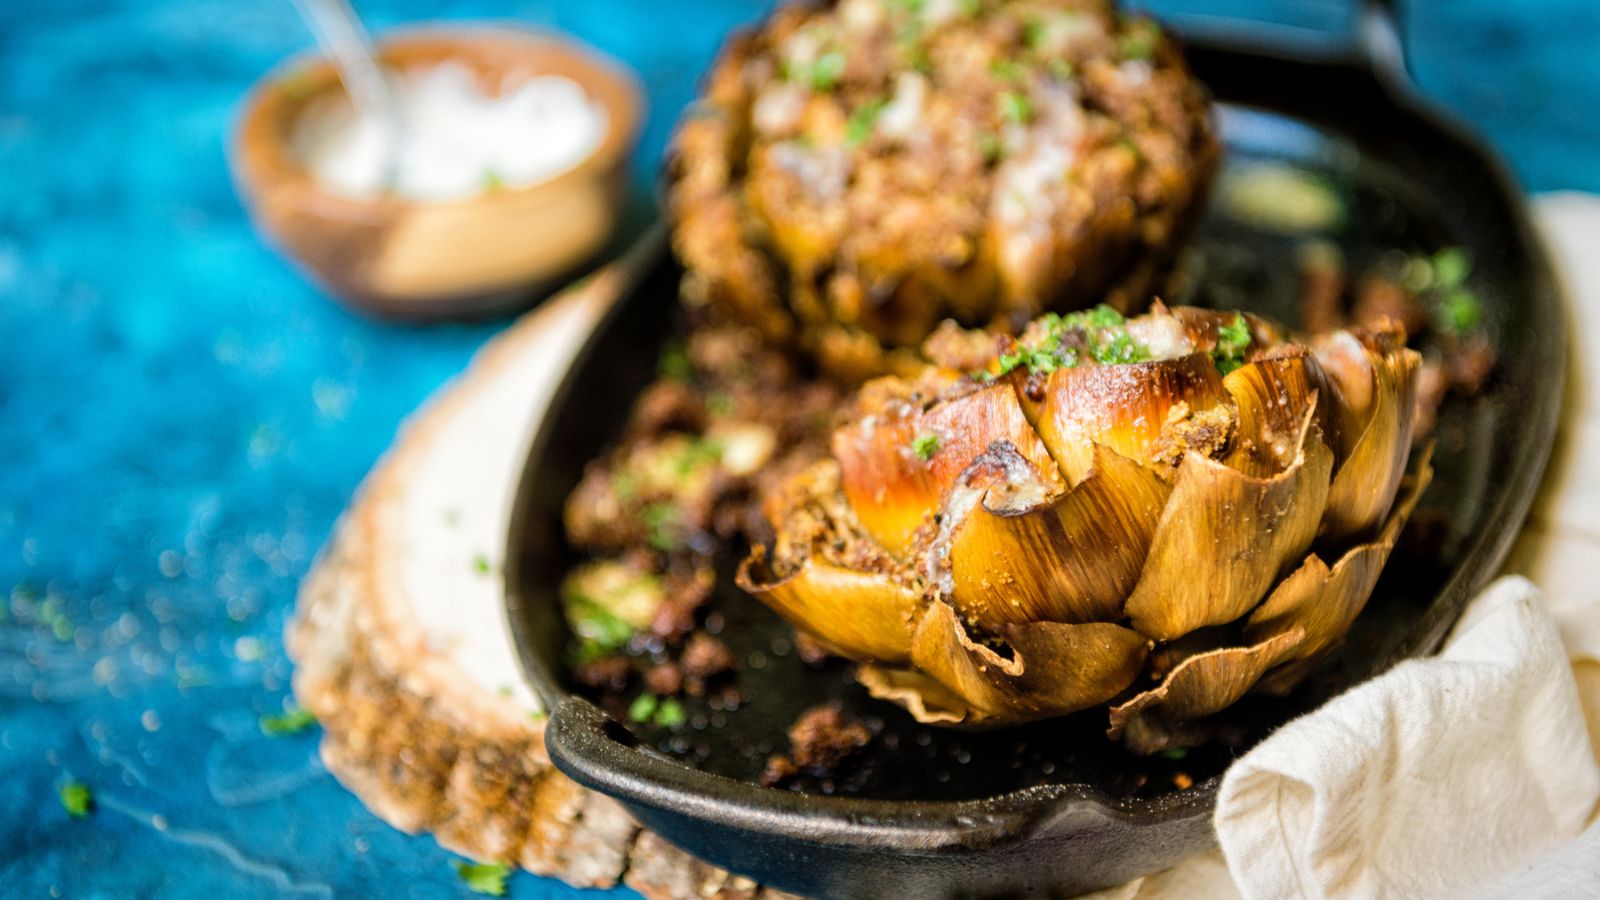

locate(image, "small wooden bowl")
[[232, 26, 643, 318]]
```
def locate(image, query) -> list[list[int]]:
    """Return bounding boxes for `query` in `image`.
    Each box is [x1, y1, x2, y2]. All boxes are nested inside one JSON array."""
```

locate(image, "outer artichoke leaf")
[[1246, 446, 1434, 695], [938, 441, 1171, 628], [1316, 326, 1422, 540], [905, 602, 1150, 725], [1107, 628, 1304, 754], [1031, 353, 1233, 483], [855, 665, 972, 726], [736, 551, 922, 666], [1222, 348, 1339, 478], [833, 381, 1061, 557], [1124, 406, 1334, 641]]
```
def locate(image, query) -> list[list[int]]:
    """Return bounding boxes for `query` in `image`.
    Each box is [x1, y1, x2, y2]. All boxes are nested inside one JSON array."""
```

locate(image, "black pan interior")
[[509, 55, 1562, 811]]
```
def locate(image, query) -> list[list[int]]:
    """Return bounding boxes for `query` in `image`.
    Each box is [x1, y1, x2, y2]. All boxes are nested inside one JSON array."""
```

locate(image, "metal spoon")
[[289, 0, 403, 190]]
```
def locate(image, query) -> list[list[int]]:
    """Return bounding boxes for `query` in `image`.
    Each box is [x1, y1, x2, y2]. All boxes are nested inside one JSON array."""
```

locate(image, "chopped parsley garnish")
[[630, 694, 688, 728], [473, 555, 492, 575], [260, 705, 318, 737], [1406, 247, 1484, 335], [1091, 330, 1151, 365], [1022, 20, 1047, 50], [566, 593, 636, 654], [655, 698, 687, 728], [641, 501, 682, 552], [1118, 21, 1161, 61], [674, 438, 724, 477], [454, 860, 512, 896], [482, 171, 504, 192], [803, 50, 847, 91], [1212, 314, 1252, 374], [912, 433, 942, 461], [657, 342, 692, 381], [1441, 289, 1483, 333], [628, 693, 659, 722], [846, 99, 887, 148], [1159, 747, 1189, 761], [999, 91, 1033, 125], [59, 780, 93, 818], [989, 58, 1024, 83]]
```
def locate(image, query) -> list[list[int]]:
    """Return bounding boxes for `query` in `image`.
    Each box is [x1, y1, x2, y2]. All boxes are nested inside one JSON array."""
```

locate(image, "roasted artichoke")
[[737, 304, 1429, 751], [668, 0, 1218, 380]]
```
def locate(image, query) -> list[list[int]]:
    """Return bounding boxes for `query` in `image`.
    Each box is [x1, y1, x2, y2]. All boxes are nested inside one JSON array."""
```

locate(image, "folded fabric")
[[1217, 576, 1600, 898]]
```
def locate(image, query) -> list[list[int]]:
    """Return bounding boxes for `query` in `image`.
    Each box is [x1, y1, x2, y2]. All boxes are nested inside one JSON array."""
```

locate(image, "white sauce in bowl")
[[291, 61, 607, 202]]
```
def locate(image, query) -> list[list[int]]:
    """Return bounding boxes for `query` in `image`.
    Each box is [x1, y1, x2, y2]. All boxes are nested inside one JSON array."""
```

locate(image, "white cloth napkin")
[[1090, 192, 1600, 899]]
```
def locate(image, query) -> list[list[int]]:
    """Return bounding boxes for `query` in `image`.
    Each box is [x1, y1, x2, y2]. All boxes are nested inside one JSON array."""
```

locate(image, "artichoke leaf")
[[736, 550, 923, 666], [1031, 353, 1233, 482], [937, 441, 1171, 628], [902, 602, 1150, 726], [1221, 347, 1338, 478], [1246, 445, 1434, 695], [1107, 628, 1304, 754], [855, 665, 972, 726], [1124, 406, 1334, 641], [833, 381, 1061, 556], [1316, 326, 1422, 540]]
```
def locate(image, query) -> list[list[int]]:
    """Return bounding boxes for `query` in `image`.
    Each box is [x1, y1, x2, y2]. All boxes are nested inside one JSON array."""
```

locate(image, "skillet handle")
[[1357, 0, 1410, 86]]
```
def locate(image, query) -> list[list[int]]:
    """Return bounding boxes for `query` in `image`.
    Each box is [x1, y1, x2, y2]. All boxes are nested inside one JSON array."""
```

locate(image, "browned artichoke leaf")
[[1124, 407, 1334, 641], [832, 382, 1061, 556], [855, 665, 971, 726], [736, 551, 923, 666], [1107, 628, 1304, 754], [1315, 326, 1421, 540], [901, 602, 1150, 726], [1245, 446, 1434, 695], [1222, 347, 1338, 478], [1030, 354, 1232, 483], [938, 442, 1171, 628]]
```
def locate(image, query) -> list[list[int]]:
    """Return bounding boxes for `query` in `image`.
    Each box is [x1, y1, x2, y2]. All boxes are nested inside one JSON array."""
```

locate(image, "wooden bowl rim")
[[232, 23, 645, 220]]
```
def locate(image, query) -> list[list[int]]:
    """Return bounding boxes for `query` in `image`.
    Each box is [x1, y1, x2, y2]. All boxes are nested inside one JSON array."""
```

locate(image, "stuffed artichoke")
[[668, 0, 1218, 380], [737, 304, 1429, 752]]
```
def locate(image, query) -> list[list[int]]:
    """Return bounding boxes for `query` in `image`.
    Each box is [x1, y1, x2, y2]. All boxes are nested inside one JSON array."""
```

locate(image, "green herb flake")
[[958, 0, 982, 16], [1091, 332, 1148, 365], [1118, 21, 1160, 61], [1022, 20, 1047, 50], [628, 693, 660, 723], [1211, 314, 1252, 375], [566, 594, 636, 653], [912, 433, 942, 461], [846, 99, 887, 148], [989, 58, 1024, 83], [482, 171, 504, 192], [59, 780, 93, 818], [655, 698, 688, 728], [454, 860, 512, 896], [807, 50, 847, 91], [260, 705, 318, 737], [473, 555, 492, 575], [1159, 747, 1189, 761], [999, 91, 1033, 125], [1431, 247, 1472, 289], [642, 501, 682, 552], [1046, 58, 1076, 81], [610, 471, 638, 501], [674, 438, 724, 477], [657, 342, 692, 381], [1440, 289, 1484, 334]]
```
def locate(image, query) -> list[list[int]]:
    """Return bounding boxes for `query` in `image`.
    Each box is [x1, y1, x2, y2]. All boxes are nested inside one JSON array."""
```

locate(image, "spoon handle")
[[290, 0, 403, 188]]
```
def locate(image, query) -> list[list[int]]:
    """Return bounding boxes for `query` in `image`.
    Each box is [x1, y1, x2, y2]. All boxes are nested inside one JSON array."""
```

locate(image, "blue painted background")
[[1, 1, 1595, 896]]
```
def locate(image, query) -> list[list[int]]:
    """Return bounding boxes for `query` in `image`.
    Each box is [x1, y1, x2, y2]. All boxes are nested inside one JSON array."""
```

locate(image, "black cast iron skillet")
[[505, 3, 1565, 896]]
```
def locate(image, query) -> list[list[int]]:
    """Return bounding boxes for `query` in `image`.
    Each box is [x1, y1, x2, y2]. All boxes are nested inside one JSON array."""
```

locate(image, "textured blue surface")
[[0, 1, 1595, 896]]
